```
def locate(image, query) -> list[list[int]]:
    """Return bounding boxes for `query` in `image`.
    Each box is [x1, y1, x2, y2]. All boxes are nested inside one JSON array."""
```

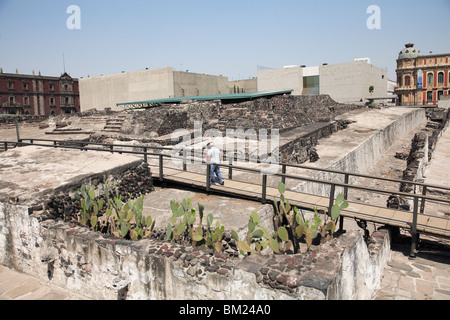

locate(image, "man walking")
[[206, 142, 224, 186]]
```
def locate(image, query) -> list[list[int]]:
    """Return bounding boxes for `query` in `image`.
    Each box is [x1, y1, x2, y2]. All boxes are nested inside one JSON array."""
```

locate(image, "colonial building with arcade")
[[396, 43, 449, 106], [0, 69, 80, 115]]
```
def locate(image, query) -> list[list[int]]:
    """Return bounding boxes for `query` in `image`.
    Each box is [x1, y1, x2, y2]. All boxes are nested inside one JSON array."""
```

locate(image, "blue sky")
[[0, 0, 449, 80]]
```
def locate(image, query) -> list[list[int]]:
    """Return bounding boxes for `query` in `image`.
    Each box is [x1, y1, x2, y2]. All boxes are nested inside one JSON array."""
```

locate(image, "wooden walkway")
[[151, 165, 450, 239]]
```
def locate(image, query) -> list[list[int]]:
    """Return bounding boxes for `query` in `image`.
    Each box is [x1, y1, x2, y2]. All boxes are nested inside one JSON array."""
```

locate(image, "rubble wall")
[[124, 95, 362, 140], [0, 200, 390, 300], [295, 108, 427, 196]]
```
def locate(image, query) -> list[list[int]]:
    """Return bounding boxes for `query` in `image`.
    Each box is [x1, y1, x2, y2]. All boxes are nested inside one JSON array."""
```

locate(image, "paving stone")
[[18, 286, 53, 300], [37, 291, 70, 300], [435, 289, 450, 297], [388, 261, 413, 272], [406, 271, 421, 278], [3, 279, 41, 299], [412, 263, 432, 273]]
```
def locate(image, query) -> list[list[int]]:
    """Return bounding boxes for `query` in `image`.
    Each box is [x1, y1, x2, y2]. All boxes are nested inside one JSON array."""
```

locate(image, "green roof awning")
[[116, 90, 293, 109]]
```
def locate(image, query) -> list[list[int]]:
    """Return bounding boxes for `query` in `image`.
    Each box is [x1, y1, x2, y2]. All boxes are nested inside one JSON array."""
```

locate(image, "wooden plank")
[[390, 210, 413, 226], [415, 215, 431, 232], [148, 167, 450, 238], [446, 220, 450, 237], [375, 208, 396, 221], [427, 216, 448, 232]]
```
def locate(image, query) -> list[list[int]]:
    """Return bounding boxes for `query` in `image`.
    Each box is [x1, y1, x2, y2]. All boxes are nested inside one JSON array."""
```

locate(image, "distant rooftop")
[[116, 90, 293, 109]]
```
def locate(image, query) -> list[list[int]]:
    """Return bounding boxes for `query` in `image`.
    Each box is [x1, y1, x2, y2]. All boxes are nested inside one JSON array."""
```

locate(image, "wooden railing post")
[[282, 164, 287, 185], [328, 184, 336, 218], [228, 157, 233, 180], [420, 186, 427, 214], [339, 173, 350, 232], [159, 154, 163, 182], [410, 196, 420, 258], [262, 174, 268, 204], [206, 163, 211, 192]]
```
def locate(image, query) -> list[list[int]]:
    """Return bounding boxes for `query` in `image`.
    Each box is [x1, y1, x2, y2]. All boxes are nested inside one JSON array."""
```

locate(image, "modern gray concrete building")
[[79, 67, 229, 111], [257, 60, 389, 104]]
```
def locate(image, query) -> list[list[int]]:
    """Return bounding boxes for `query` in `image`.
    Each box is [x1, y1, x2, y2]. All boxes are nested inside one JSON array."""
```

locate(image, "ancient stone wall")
[[0, 115, 48, 125], [295, 108, 427, 197], [122, 95, 362, 141], [400, 108, 449, 194], [0, 200, 390, 300]]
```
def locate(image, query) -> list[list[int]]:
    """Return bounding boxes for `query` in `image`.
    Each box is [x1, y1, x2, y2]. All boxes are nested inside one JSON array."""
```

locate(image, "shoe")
[[220, 180, 224, 186]]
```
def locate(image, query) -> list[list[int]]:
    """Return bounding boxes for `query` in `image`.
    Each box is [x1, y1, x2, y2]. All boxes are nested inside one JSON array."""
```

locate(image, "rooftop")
[[116, 90, 293, 109]]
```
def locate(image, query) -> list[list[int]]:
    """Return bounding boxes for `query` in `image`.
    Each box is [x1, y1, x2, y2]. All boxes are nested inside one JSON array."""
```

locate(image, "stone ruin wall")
[[0, 203, 391, 300], [398, 108, 449, 195], [0, 159, 391, 300], [121, 95, 362, 142], [95, 95, 362, 166]]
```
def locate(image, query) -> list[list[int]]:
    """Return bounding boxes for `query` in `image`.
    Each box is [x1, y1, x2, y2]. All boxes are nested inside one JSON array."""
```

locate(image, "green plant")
[[74, 181, 155, 241], [166, 198, 225, 253], [273, 182, 300, 253], [294, 206, 322, 249], [74, 185, 104, 230], [234, 211, 275, 255], [273, 182, 349, 252]]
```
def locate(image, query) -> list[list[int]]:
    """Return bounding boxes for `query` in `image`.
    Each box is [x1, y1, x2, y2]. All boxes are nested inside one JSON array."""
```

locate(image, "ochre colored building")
[[396, 44, 450, 106], [0, 69, 80, 115]]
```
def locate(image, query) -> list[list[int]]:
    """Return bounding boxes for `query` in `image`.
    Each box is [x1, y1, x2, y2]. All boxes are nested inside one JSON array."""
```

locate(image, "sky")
[[0, 0, 449, 81]]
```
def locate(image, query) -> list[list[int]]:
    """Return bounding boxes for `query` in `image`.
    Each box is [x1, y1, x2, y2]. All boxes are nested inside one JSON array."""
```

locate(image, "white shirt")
[[207, 147, 221, 164]]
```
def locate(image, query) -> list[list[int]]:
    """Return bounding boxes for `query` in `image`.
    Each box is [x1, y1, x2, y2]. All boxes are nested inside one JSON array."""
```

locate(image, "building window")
[[50, 97, 55, 105], [24, 96, 30, 105], [438, 91, 444, 100], [49, 83, 55, 91], [405, 76, 411, 86], [23, 82, 29, 90], [427, 91, 433, 102], [427, 73, 434, 87], [9, 96, 15, 105], [7, 82, 14, 90], [438, 72, 444, 85]]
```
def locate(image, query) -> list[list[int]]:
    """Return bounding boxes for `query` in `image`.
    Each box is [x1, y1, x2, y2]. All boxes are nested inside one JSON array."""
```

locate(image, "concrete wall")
[[292, 108, 427, 196], [229, 79, 258, 94], [320, 61, 388, 103], [173, 71, 229, 97], [79, 68, 229, 112], [257, 67, 304, 95], [439, 96, 450, 109], [80, 67, 174, 112]]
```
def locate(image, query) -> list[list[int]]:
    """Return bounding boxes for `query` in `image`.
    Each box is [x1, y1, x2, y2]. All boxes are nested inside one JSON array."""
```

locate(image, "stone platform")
[[0, 145, 142, 206]]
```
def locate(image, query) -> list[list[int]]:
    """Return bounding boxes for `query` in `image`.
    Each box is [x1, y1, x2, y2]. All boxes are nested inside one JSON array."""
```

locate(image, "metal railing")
[[1, 138, 450, 257]]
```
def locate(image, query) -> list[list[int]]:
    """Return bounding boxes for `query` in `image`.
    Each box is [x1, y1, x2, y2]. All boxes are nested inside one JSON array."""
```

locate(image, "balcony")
[[2, 101, 22, 108], [395, 85, 415, 91]]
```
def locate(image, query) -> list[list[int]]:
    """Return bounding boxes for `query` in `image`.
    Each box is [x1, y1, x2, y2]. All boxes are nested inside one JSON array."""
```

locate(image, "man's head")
[[207, 142, 214, 149]]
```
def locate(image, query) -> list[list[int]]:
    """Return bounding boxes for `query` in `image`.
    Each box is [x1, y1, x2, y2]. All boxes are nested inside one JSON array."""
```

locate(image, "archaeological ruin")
[[1, 93, 449, 300]]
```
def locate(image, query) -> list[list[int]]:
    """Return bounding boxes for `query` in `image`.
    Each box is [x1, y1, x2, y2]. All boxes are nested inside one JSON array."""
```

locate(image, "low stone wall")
[[0, 115, 48, 125], [0, 199, 390, 300], [121, 95, 362, 141], [280, 120, 352, 164], [294, 108, 427, 197]]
